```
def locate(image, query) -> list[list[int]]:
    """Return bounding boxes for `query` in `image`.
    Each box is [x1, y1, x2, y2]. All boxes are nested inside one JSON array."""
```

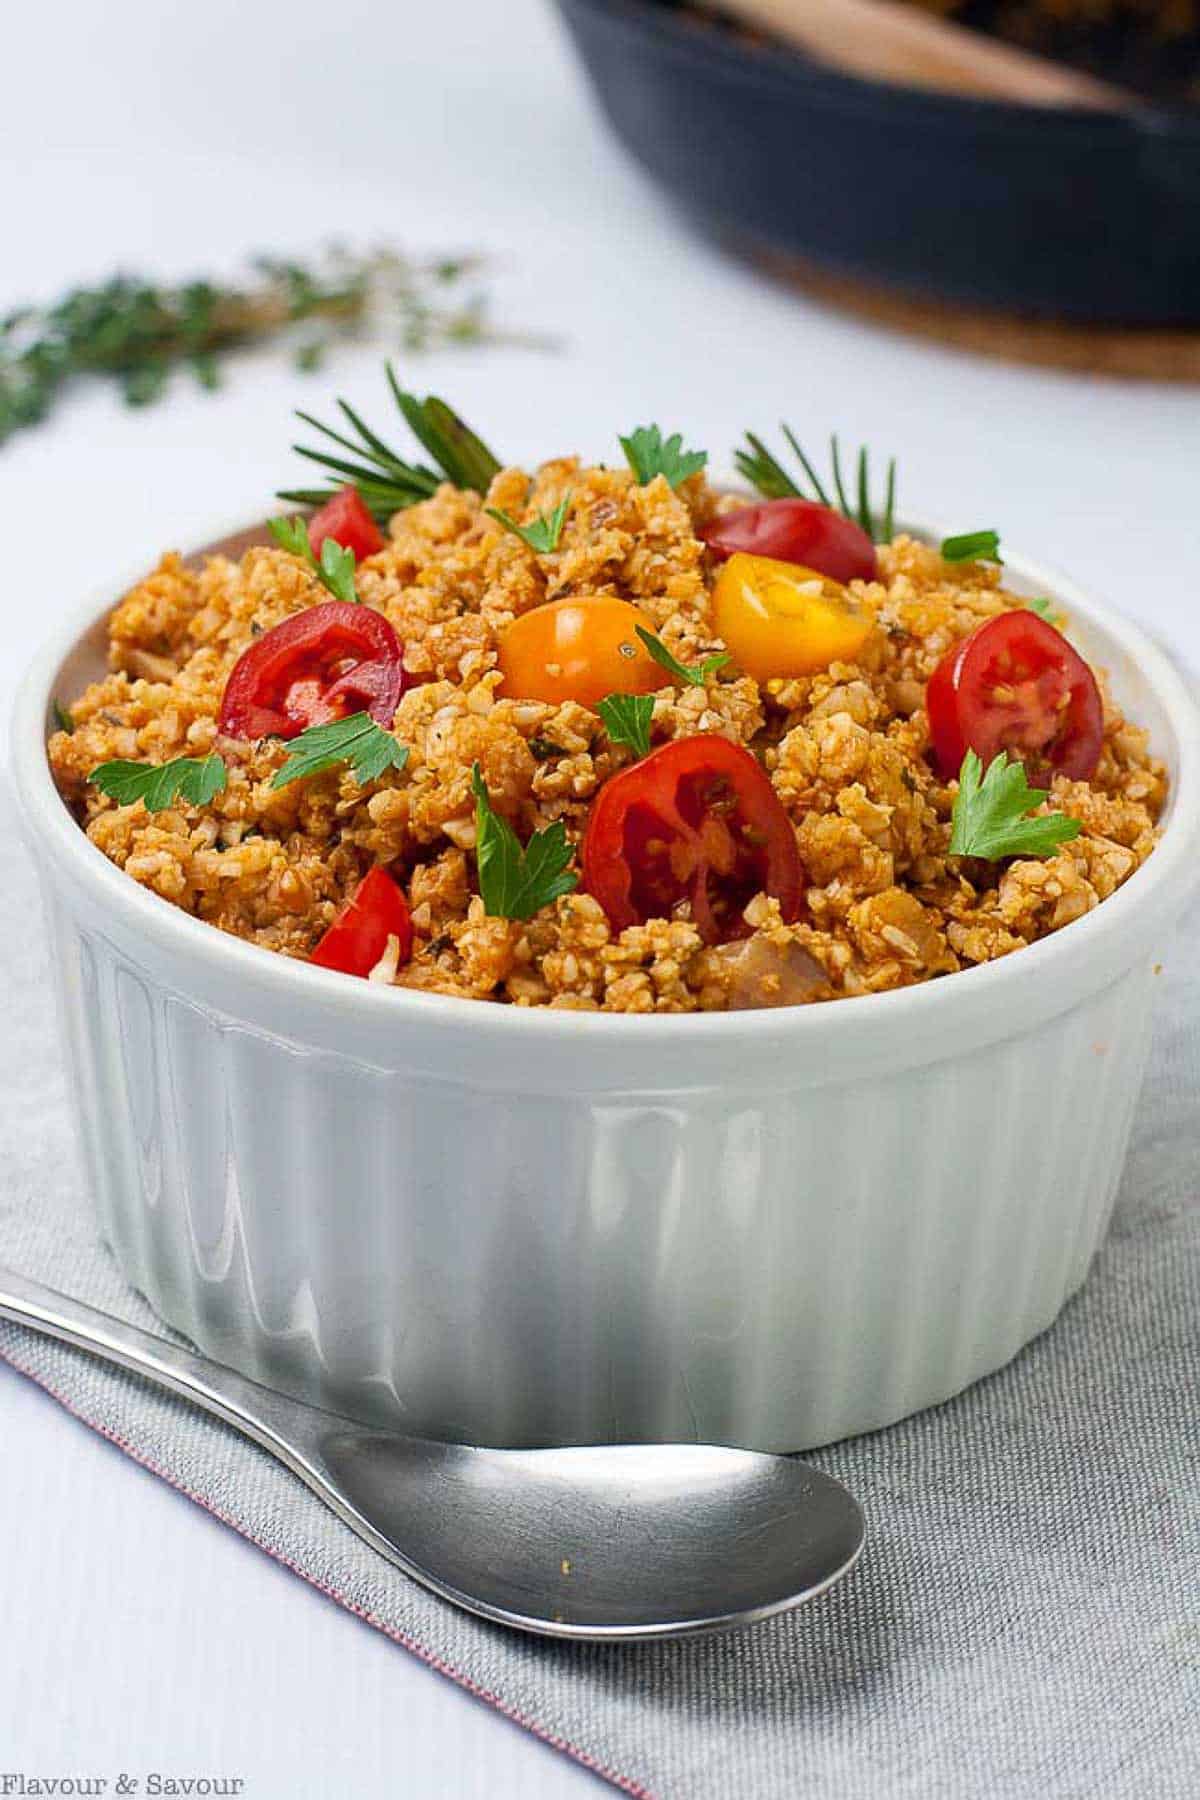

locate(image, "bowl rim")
[[11, 511, 1200, 1052]]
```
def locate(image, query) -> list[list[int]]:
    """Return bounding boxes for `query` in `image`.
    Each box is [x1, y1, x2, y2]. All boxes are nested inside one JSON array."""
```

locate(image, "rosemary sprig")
[[735, 425, 897, 543], [0, 249, 510, 449], [278, 362, 503, 521]]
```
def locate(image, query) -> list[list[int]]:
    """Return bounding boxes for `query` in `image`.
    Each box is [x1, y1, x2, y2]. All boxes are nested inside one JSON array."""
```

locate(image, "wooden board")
[[758, 251, 1200, 382]]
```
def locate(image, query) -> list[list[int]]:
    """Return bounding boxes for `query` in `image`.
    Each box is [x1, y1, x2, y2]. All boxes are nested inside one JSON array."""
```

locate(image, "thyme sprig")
[[735, 425, 897, 543], [0, 249, 508, 448], [278, 363, 503, 521]]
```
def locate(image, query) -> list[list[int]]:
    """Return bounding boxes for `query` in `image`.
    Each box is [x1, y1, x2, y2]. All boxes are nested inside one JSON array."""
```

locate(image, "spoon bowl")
[[316, 1430, 864, 1637], [0, 1264, 865, 1640]]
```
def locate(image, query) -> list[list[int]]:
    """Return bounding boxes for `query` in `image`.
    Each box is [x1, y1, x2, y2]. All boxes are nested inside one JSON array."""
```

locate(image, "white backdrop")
[[2, 1, 1198, 1794]]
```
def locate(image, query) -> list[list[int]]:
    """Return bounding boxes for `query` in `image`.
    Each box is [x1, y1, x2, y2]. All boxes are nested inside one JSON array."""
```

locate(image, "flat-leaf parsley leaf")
[[485, 491, 571, 553], [271, 713, 409, 789], [949, 750, 1081, 861], [635, 626, 730, 688], [1025, 596, 1066, 628], [619, 425, 707, 490], [597, 691, 653, 758], [941, 529, 1001, 565], [268, 514, 360, 604], [471, 763, 578, 920], [90, 753, 227, 813]]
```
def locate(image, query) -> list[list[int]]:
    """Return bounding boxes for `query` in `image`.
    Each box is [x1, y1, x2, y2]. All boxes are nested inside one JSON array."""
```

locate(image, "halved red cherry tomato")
[[582, 735, 803, 945], [702, 499, 877, 584], [310, 866, 413, 979], [218, 602, 405, 740], [926, 611, 1103, 783], [307, 486, 385, 561]]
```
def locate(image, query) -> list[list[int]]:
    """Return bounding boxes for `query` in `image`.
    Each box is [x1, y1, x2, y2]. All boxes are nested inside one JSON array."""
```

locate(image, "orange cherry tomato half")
[[712, 552, 873, 682], [702, 497, 877, 584], [926, 611, 1103, 783], [582, 735, 803, 945], [307, 486, 385, 561], [497, 597, 663, 708], [218, 601, 405, 740], [309, 867, 413, 979]]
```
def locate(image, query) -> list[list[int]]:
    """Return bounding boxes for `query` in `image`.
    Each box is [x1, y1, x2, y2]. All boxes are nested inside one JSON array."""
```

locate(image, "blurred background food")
[[555, 0, 1200, 361], [689, 0, 1200, 100], [905, 0, 1200, 102]]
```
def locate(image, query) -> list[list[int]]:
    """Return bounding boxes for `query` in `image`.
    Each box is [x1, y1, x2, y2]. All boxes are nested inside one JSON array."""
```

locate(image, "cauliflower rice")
[[47, 459, 1166, 1012]]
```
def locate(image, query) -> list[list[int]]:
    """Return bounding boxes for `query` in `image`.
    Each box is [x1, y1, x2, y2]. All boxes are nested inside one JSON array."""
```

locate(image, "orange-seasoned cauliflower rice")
[[48, 458, 1166, 1011]]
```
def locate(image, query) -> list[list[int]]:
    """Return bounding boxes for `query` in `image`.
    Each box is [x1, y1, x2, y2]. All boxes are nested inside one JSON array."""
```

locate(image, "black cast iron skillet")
[[554, 0, 1200, 325]]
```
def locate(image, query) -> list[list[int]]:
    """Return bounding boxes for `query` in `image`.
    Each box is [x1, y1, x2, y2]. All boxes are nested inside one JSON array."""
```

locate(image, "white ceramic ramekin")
[[11, 528, 1200, 1450]]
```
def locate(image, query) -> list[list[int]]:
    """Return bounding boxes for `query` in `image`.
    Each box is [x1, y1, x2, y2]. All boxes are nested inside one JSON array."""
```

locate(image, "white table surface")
[[2, 2, 1197, 1794]]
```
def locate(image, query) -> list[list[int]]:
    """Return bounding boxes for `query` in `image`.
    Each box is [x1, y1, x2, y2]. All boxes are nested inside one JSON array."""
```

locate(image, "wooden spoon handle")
[[721, 0, 1130, 109]]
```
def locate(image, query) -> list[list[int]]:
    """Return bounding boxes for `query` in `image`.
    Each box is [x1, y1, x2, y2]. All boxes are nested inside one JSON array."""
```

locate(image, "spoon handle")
[[0, 1261, 326, 1475]]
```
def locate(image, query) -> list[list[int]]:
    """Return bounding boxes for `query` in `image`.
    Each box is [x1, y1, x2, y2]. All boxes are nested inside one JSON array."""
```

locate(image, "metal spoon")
[[0, 1263, 865, 1640]]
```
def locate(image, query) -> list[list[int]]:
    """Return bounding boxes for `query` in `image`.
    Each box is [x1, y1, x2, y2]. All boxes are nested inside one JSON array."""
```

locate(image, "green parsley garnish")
[[268, 515, 360, 604], [485, 491, 571, 554], [635, 626, 730, 688], [279, 365, 503, 521], [270, 713, 409, 790], [941, 529, 1002, 565], [948, 750, 1082, 861], [471, 763, 578, 920], [52, 699, 74, 734], [619, 425, 707, 490], [1026, 596, 1066, 628], [597, 692, 654, 758], [735, 425, 896, 543], [90, 753, 227, 813]]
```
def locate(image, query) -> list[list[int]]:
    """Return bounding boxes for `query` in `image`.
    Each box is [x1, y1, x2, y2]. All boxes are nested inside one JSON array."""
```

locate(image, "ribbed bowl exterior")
[[18, 525, 1199, 1453], [42, 876, 1155, 1450]]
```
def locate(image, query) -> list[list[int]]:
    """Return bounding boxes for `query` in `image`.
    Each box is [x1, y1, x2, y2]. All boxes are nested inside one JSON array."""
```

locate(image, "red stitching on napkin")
[[0, 1343, 656, 1800]]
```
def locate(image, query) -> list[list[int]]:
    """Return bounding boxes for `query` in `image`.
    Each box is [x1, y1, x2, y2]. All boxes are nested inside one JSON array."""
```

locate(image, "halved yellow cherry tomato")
[[497, 596, 663, 707], [712, 552, 873, 682]]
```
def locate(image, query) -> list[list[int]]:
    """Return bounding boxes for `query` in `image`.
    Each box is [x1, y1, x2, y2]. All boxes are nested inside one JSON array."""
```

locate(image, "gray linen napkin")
[[2, 790, 1197, 1800]]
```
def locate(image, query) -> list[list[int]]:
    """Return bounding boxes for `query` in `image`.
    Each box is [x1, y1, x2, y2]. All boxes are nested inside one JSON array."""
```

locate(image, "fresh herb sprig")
[[620, 425, 707, 490], [1, 250, 510, 448], [485, 492, 571, 553], [948, 750, 1081, 861], [271, 714, 409, 790], [90, 753, 227, 813], [636, 626, 730, 688], [278, 363, 503, 521], [597, 692, 654, 758], [942, 529, 1002, 564], [736, 425, 896, 543], [268, 515, 359, 604], [471, 764, 578, 920]]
